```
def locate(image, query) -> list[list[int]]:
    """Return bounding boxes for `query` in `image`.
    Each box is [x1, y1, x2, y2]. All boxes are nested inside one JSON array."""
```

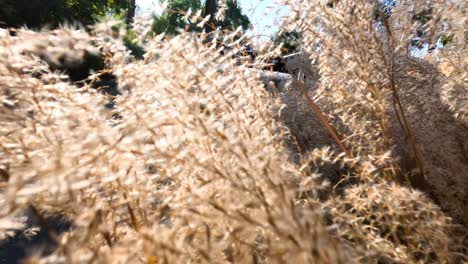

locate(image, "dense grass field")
[[0, 0, 467, 263]]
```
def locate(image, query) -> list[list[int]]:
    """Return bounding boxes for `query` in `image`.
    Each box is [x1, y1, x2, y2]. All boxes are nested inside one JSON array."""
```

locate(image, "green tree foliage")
[[151, 0, 250, 35], [271, 30, 302, 55], [123, 29, 146, 59], [0, 0, 131, 28], [439, 33, 454, 46], [215, 0, 250, 32], [151, 0, 203, 35]]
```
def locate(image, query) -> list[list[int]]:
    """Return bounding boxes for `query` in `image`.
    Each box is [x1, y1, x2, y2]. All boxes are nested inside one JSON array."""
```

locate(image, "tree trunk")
[[125, 0, 136, 26], [204, 0, 217, 32]]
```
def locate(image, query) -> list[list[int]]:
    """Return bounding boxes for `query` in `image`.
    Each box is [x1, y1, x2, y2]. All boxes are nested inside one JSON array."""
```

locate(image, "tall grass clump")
[[284, 0, 418, 184], [279, 0, 467, 261], [328, 183, 457, 263], [0, 0, 467, 263], [0, 22, 351, 263], [283, 0, 468, 225], [433, 1, 468, 125]]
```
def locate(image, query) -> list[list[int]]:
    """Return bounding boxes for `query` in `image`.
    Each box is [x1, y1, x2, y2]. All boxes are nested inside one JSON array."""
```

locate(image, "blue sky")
[[136, 0, 289, 40]]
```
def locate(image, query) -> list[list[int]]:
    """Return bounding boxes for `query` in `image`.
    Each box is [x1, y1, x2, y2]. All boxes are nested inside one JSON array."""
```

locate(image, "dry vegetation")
[[0, 0, 467, 263]]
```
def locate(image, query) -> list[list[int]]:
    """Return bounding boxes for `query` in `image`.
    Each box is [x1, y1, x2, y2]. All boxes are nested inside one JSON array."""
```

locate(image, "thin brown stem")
[[380, 11, 427, 189], [295, 80, 352, 158]]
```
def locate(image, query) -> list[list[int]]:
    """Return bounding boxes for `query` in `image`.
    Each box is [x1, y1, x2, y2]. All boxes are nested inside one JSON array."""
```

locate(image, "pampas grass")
[[0, 0, 467, 263]]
